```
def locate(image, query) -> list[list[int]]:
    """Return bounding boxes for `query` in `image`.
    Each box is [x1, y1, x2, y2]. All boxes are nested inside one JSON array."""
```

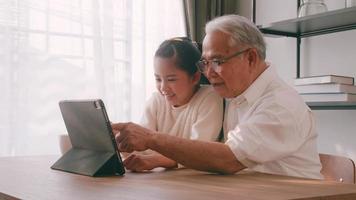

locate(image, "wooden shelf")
[[257, 6, 356, 110], [258, 6, 356, 38], [307, 102, 356, 110]]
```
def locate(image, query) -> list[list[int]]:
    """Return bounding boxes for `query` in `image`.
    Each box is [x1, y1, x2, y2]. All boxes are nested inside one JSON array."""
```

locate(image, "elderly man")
[[112, 15, 322, 179]]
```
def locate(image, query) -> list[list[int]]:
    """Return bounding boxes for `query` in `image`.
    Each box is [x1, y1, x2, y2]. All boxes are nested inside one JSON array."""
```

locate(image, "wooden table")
[[1, 156, 356, 200]]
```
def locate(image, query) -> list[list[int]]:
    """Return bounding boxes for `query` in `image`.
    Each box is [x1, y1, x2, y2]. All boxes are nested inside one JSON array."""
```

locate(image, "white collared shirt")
[[225, 66, 322, 179]]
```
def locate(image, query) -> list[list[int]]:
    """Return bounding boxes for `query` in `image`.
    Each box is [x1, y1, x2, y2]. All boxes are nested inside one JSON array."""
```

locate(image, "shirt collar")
[[229, 64, 276, 106]]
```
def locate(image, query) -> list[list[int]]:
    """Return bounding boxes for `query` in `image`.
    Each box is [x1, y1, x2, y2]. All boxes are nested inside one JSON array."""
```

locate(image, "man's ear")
[[248, 48, 258, 65], [192, 71, 201, 85], [247, 48, 258, 72]]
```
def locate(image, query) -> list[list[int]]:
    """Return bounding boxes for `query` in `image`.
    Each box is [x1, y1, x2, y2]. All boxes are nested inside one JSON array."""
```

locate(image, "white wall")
[[239, 0, 356, 160]]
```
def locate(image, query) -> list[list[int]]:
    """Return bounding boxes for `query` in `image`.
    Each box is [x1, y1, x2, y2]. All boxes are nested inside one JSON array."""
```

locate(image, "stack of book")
[[294, 75, 356, 103]]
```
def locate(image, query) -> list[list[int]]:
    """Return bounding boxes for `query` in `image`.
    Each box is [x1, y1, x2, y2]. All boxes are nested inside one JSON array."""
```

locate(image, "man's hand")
[[112, 122, 154, 153], [123, 154, 156, 172], [124, 153, 177, 172]]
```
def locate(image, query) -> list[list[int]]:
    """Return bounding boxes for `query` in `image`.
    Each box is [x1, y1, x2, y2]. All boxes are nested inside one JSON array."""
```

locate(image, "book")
[[295, 83, 356, 94], [294, 75, 354, 86], [300, 93, 356, 102]]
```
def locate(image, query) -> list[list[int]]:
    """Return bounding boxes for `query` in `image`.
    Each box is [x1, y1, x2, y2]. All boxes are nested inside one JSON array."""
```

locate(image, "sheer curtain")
[[0, 0, 186, 156]]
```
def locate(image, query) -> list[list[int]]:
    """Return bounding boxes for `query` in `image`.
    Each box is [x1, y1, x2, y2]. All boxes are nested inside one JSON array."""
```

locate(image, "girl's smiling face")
[[154, 56, 200, 107]]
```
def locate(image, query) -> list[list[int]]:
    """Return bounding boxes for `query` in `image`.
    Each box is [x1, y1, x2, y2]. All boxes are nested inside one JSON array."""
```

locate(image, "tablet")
[[51, 99, 125, 176]]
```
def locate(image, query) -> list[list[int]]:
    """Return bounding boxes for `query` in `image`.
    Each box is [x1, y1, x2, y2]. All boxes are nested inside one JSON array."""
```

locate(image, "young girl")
[[123, 37, 223, 172]]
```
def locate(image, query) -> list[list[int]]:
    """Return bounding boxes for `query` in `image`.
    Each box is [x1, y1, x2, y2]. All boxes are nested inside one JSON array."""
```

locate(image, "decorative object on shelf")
[[298, 0, 328, 17], [346, 0, 356, 8]]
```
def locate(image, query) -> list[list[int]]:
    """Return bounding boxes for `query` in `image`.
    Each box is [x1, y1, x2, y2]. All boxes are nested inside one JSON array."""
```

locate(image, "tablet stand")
[[51, 148, 125, 177]]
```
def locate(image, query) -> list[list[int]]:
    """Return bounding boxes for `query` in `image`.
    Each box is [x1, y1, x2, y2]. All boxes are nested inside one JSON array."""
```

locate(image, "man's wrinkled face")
[[201, 31, 252, 98]]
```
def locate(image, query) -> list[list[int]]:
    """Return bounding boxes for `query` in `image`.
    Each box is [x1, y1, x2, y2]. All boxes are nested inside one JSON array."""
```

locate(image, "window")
[[0, 0, 186, 156]]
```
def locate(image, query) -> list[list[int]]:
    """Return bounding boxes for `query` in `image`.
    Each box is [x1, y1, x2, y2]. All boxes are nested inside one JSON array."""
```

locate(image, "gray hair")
[[205, 15, 266, 60]]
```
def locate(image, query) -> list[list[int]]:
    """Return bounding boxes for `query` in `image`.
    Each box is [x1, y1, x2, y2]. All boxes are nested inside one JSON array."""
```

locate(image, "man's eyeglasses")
[[196, 48, 250, 73]]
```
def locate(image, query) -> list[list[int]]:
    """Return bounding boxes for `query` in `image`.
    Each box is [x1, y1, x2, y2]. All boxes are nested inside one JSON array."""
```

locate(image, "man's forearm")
[[147, 133, 246, 174]]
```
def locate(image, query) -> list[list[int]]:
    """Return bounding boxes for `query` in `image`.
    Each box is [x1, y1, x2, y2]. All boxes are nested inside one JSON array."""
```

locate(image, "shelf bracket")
[[296, 37, 301, 78]]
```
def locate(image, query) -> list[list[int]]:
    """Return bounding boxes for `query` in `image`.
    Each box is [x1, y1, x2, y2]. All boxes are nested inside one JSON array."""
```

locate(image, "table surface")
[[1, 156, 356, 200]]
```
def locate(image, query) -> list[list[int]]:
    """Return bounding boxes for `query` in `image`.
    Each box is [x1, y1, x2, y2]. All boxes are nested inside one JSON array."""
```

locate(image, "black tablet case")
[[51, 99, 125, 176]]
